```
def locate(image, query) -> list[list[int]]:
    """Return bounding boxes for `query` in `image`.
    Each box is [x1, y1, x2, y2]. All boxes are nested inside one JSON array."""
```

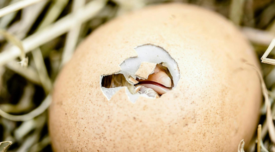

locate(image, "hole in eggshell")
[[101, 63, 173, 98], [100, 44, 180, 103]]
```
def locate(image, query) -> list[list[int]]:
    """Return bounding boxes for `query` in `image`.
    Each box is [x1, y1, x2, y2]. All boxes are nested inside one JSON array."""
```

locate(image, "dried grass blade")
[[5, 61, 40, 84], [0, 0, 18, 29], [243, 62, 275, 145], [3, 0, 48, 40], [261, 79, 275, 144], [260, 140, 269, 152], [0, 29, 28, 67], [253, 65, 275, 143], [16, 114, 46, 152], [61, 0, 85, 66], [16, 131, 39, 152], [0, 0, 44, 18], [262, 58, 275, 65], [262, 39, 275, 65], [29, 135, 50, 152], [0, 95, 51, 121], [0, 141, 12, 152], [257, 2, 275, 28], [0, 0, 107, 67], [269, 20, 275, 35], [237, 139, 245, 152], [14, 120, 36, 141], [265, 68, 275, 88], [262, 116, 269, 139], [0, 84, 34, 113], [243, 0, 254, 27], [36, 0, 69, 31], [114, 0, 145, 16], [31, 48, 52, 93], [258, 124, 261, 152], [229, 0, 245, 25], [242, 27, 275, 46]]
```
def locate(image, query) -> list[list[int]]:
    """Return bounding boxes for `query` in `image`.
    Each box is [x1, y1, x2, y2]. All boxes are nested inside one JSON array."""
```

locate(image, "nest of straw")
[[0, 0, 275, 151]]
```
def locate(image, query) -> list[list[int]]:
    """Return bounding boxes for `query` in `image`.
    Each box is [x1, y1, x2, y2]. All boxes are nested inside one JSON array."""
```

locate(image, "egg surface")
[[49, 3, 262, 152]]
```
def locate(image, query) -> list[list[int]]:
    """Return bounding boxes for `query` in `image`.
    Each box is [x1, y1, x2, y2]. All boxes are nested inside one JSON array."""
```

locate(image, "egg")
[[49, 3, 262, 152]]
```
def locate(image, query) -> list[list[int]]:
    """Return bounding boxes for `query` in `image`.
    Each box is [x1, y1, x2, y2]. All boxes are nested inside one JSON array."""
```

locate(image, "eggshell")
[[49, 3, 262, 152]]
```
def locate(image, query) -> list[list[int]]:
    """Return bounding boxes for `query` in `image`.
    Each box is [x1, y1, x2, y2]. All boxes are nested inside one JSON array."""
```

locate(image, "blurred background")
[[0, 0, 275, 151]]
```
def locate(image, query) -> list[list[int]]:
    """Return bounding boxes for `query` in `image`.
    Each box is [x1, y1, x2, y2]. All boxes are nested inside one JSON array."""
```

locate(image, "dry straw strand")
[[237, 139, 245, 152], [258, 124, 261, 152], [36, 0, 69, 31], [60, 0, 85, 66], [0, 0, 274, 151], [242, 27, 275, 46], [0, 0, 107, 67], [261, 103, 273, 139], [0, 95, 51, 121], [0, 141, 12, 152], [243, 62, 275, 145], [258, 2, 275, 29], [14, 119, 36, 141], [255, 67, 275, 143], [229, 0, 245, 25], [262, 38, 275, 65], [243, 0, 254, 27], [269, 20, 275, 35], [31, 48, 52, 93], [5, 61, 41, 85], [16, 114, 46, 152], [260, 140, 269, 152], [29, 135, 50, 152], [0, 30, 28, 67], [0, 84, 34, 114], [260, 75, 275, 143], [2, 0, 48, 40], [0, 0, 18, 29], [0, 0, 45, 18]]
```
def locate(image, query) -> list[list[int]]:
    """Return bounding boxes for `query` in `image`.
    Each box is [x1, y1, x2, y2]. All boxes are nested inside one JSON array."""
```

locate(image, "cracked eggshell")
[[49, 3, 262, 152]]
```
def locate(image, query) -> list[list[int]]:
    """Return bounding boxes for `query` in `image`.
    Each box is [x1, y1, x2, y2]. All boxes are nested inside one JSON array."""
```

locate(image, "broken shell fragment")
[[128, 76, 139, 84]]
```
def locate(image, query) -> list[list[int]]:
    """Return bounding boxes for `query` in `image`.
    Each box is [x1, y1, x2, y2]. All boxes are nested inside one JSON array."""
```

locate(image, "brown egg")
[[49, 3, 262, 152]]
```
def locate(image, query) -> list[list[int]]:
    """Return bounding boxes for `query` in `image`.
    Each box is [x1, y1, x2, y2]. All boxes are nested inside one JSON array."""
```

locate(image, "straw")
[[0, 95, 51, 121], [229, 0, 245, 25], [0, 30, 28, 67], [258, 125, 262, 152], [0, 141, 12, 152], [262, 39, 275, 65], [60, 0, 85, 66], [0, 0, 45, 18], [1, 0, 275, 151], [0, 0, 106, 67]]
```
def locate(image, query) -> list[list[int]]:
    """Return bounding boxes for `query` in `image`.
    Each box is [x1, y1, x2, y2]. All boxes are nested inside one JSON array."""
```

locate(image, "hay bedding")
[[0, 0, 275, 151]]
